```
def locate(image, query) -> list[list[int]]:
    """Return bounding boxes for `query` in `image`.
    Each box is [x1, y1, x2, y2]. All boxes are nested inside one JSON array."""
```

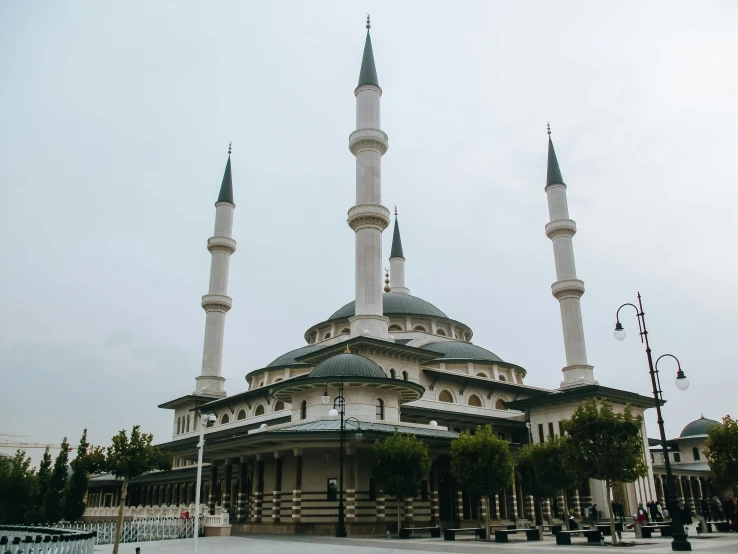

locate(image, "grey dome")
[[310, 353, 387, 379], [680, 416, 720, 438], [329, 292, 448, 320], [421, 341, 503, 362]]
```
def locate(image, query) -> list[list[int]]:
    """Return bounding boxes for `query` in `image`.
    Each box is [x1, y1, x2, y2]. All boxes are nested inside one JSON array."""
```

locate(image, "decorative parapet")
[[545, 218, 577, 240], [349, 128, 389, 156], [201, 294, 232, 313], [551, 279, 585, 300], [207, 236, 237, 255], [347, 204, 390, 232]]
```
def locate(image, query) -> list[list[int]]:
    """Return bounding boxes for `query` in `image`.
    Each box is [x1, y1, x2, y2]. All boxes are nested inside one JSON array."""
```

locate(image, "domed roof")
[[310, 353, 387, 379], [266, 343, 323, 368], [421, 341, 503, 362], [329, 292, 448, 320], [680, 416, 720, 438]]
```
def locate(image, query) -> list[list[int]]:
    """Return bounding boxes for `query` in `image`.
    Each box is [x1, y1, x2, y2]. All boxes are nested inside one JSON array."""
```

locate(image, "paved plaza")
[[96, 533, 738, 554]]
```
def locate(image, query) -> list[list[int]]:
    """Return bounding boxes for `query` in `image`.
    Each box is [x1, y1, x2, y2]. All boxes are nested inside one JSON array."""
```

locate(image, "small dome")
[[680, 416, 720, 438], [310, 353, 387, 379], [329, 292, 448, 320], [421, 341, 503, 362]]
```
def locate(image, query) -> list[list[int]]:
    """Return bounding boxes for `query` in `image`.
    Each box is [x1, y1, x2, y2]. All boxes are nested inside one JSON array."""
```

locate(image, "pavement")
[[95, 532, 738, 554]]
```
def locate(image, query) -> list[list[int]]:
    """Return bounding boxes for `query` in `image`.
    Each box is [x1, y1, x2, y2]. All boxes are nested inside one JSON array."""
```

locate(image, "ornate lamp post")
[[614, 293, 691, 551], [193, 413, 216, 554]]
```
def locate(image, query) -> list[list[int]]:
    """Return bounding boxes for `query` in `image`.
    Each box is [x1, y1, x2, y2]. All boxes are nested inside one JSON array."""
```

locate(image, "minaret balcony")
[[347, 204, 390, 232], [349, 128, 389, 156], [201, 294, 233, 313], [551, 279, 585, 300], [207, 236, 237, 255], [545, 219, 577, 240]]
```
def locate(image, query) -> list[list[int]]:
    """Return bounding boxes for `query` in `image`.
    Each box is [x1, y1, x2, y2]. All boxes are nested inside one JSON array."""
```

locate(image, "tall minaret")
[[347, 16, 390, 339], [389, 208, 409, 294], [195, 144, 236, 397], [544, 126, 595, 387]]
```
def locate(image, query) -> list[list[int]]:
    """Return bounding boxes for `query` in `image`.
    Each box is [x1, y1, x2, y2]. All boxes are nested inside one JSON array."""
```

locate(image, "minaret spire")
[[543, 128, 595, 387], [389, 207, 409, 294], [196, 144, 237, 397], [347, 20, 390, 339]]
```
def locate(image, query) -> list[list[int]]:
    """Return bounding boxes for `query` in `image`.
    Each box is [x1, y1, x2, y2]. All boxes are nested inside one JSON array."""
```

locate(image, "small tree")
[[450, 425, 513, 537], [705, 415, 738, 494], [34, 447, 52, 521], [63, 429, 105, 521], [104, 425, 172, 554], [518, 436, 581, 527], [563, 399, 648, 544], [43, 437, 70, 523], [0, 450, 37, 524], [371, 431, 432, 535]]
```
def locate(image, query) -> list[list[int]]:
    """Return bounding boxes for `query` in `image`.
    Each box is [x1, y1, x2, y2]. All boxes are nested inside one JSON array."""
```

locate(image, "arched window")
[[693, 447, 700, 461], [439, 390, 453, 403], [498, 375, 507, 382], [274, 400, 285, 411], [476, 372, 489, 378], [221, 414, 230, 425], [495, 399, 507, 410], [186, 415, 190, 432], [258, 381, 264, 387], [388, 324, 403, 332], [254, 404, 265, 416], [323, 332, 331, 340], [300, 400, 307, 420], [339, 328, 350, 335], [463, 331, 471, 342], [376, 399, 385, 420], [177, 417, 181, 434], [413, 325, 428, 332], [389, 368, 396, 379], [436, 328, 446, 336], [274, 378, 283, 382], [237, 409, 246, 420], [206, 417, 214, 428], [402, 370, 408, 381], [468, 394, 482, 407]]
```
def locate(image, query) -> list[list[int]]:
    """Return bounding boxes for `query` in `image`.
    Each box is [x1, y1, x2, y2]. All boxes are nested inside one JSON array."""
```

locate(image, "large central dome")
[[328, 292, 448, 320]]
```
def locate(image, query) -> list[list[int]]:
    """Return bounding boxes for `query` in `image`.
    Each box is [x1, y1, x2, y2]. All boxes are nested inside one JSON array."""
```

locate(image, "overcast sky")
[[1, 1, 736, 465]]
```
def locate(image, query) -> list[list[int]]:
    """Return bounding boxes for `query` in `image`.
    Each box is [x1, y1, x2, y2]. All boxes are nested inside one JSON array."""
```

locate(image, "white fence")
[[0, 526, 96, 554], [58, 517, 202, 545], [83, 503, 213, 519]]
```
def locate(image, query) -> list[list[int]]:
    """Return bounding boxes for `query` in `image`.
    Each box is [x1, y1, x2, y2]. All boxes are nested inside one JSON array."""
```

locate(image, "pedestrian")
[[590, 503, 598, 522], [648, 500, 659, 522], [681, 503, 693, 535]]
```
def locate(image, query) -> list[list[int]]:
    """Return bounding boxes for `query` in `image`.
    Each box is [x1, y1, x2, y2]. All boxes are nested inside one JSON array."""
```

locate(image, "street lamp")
[[614, 293, 691, 551], [193, 413, 216, 554], [326, 378, 363, 537]]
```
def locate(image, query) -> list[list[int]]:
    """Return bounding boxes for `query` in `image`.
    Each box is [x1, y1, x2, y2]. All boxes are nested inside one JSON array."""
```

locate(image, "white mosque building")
[[84, 22, 718, 534]]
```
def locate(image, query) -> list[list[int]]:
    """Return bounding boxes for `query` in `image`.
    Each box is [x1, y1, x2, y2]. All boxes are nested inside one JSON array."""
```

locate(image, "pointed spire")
[[546, 125, 565, 187], [217, 142, 234, 204], [390, 207, 404, 259], [357, 16, 379, 89]]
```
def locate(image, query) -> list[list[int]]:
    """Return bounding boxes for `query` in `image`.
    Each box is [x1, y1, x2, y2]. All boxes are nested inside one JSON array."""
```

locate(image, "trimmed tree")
[[0, 450, 37, 524], [34, 447, 52, 521], [517, 436, 581, 527], [705, 415, 738, 494], [371, 431, 432, 535], [104, 425, 172, 554], [563, 399, 648, 545], [450, 425, 514, 537], [43, 437, 70, 523], [63, 429, 105, 521]]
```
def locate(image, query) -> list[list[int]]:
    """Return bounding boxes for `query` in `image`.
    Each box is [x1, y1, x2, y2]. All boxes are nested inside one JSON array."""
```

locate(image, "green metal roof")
[[357, 30, 379, 88], [680, 416, 720, 438], [217, 155, 234, 204], [421, 341, 504, 362], [329, 292, 448, 320], [309, 353, 387, 379], [390, 216, 404, 259], [546, 136, 565, 187], [266, 343, 324, 368]]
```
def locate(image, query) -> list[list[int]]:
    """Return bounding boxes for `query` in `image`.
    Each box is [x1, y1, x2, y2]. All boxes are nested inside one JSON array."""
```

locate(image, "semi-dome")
[[310, 353, 387, 379], [421, 341, 503, 362], [680, 416, 720, 438], [329, 292, 448, 320]]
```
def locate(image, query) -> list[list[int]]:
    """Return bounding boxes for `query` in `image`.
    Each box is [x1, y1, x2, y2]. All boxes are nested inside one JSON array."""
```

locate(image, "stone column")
[[209, 463, 218, 515], [686, 478, 696, 515], [455, 491, 464, 523], [292, 449, 302, 524], [677, 475, 685, 504], [238, 459, 249, 522], [376, 495, 385, 523], [479, 497, 487, 524], [527, 495, 536, 521], [251, 457, 264, 523], [223, 460, 233, 510], [494, 494, 501, 520], [572, 489, 581, 518], [430, 490, 439, 524], [404, 497, 413, 527], [544, 498, 552, 522], [346, 452, 356, 524], [510, 474, 519, 520]]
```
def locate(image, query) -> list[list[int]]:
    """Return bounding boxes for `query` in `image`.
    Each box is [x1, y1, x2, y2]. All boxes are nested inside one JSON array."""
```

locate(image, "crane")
[[0, 433, 75, 451]]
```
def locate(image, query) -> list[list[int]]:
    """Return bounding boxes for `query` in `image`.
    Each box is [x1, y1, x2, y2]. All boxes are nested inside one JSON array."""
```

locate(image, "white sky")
[[1, 1, 736, 465]]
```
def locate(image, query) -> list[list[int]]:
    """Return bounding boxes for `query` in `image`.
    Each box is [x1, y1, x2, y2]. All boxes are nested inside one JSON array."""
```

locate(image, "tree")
[[517, 436, 581, 527], [34, 447, 52, 521], [705, 415, 738, 494], [43, 437, 70, 523], [104, 425, 172, 554], [563, 399, 648, 544], [63, 429, 105, 521], [450, 425, 514, 538], [0, 450, 37, 524], [371, 431, 432, 535]]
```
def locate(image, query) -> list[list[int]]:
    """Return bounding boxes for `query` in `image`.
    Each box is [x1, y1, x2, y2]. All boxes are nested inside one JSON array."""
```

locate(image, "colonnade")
[[653, 474, 716, 517]]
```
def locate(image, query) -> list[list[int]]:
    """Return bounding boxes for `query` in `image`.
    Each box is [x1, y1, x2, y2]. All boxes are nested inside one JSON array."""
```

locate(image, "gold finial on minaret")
[[366, 13, 371, 30], [384, 268, 391, 292], [546, 122, 551, 136], [344, 344, 352, 354], [228, 141, 232, 155]]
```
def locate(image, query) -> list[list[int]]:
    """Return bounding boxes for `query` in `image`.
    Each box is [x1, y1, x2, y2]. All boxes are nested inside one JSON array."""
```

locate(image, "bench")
[[640, 524, 672, 538], [555, 529, 603, 545], [596, 522, 623, 537], [443, 527, 486, 541], [542, 524, 563, 535], [399, 526, 441, 539], [495, 528, 541, 542]]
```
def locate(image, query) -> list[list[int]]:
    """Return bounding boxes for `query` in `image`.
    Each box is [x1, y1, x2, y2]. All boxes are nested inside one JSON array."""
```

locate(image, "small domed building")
[[85, 23, 667, 533]]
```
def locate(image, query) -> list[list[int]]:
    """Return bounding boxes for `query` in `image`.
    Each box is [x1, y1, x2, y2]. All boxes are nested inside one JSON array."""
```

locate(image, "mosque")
[[84, 22, 719, 533]]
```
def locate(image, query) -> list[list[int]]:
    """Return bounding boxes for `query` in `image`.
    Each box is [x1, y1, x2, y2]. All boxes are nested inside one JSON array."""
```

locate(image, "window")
[[186, 416, 190, 432], [376, 399, 385, 420], [221, 414, 230, 425], [237, 409, 246, 420], [468, 395, 482, 407], [548, 422, 555, 438], [476, 372, 489, 378], [388, 324, 403, 332], [254, 405, 265, 416], [177, 417, 181, 434], [413, 325, 428, 332], [438, 390, 453, 403], [323, 332, 331, 340], [693, 447, 700, 461], [274, 400, 285, 411], [673, 453, 681, 463], [495, 399, 506, 410], [498, 375, 507, 381], [258, 381, 264, 388], [402, 370, 408, 381], [538, 424, 544, 443], [436, 329, 446, 336], [300, 400, 307, 420], [327, 478, 338, 501], [339, 328, 350, 335], [389, 368, 396, 379]]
